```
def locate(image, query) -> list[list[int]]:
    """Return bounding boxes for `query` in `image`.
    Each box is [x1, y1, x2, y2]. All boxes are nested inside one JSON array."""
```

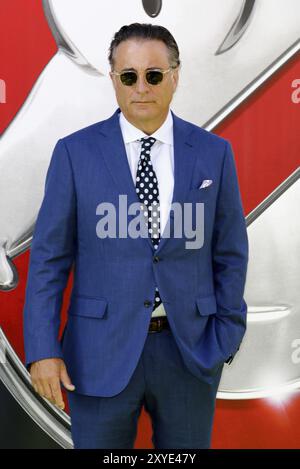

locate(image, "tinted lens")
[[146, 70, 164, 85], [120, 72, 137, 86]]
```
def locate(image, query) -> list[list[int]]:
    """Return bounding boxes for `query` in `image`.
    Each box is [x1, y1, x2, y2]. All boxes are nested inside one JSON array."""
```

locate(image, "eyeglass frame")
[[110, 66, 179, 86]]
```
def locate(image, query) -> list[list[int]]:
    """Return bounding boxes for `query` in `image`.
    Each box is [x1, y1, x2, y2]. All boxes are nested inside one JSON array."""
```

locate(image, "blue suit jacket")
[[23, 107, 249, 396]]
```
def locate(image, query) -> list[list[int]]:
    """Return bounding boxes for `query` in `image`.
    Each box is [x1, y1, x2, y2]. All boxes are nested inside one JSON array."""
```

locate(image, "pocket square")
[[198, 179, 213, 189]]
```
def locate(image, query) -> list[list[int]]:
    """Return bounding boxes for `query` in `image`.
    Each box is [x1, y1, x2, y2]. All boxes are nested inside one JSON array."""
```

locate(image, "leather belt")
[[148, 316, 170, 333]]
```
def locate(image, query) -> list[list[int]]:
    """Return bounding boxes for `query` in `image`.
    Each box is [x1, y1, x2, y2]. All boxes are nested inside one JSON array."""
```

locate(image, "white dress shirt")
[[119, 109, 174, 317]]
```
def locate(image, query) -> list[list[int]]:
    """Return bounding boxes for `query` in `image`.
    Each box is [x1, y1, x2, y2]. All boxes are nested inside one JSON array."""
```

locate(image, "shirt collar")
[[119, 108, 173, 145]]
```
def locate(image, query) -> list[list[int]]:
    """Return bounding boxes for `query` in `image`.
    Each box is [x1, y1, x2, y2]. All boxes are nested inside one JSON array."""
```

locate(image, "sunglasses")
[[111, 67, 177, 86]]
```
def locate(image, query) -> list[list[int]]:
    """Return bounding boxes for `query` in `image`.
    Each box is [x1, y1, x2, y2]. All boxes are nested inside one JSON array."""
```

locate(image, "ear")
[[109, 72, 117, 90], [171, 68, 179, 92]]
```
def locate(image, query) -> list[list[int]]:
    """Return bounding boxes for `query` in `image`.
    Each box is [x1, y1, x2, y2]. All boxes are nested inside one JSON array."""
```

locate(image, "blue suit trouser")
[[67, 326, 225, 449]]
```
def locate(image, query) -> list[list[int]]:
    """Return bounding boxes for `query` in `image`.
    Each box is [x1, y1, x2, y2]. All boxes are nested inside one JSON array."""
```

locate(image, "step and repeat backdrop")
[[0, 0, 299, 449]]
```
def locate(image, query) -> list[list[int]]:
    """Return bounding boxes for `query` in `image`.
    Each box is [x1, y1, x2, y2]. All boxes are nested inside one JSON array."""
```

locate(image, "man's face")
[[109, 39, 179, 129]]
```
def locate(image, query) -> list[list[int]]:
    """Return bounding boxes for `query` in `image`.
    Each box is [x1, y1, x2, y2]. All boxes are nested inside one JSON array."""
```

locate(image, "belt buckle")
[[156, 317, 164, 332], [149, 317, 164, 333]]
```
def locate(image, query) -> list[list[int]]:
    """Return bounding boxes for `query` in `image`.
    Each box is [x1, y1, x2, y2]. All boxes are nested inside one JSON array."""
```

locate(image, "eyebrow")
[[120, 67, 163, 72]]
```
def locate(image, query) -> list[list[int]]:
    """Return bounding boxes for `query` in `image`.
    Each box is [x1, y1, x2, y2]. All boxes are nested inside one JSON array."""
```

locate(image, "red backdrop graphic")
[[0, 0, 299, 448]]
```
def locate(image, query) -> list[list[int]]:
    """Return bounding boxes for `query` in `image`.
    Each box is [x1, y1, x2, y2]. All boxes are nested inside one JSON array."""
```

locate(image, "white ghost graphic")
[[0, 0, 299, 407]]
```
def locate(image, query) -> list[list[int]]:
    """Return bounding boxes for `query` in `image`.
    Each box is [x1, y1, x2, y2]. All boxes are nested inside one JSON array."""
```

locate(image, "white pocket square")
[[198, 179, 213, 189]]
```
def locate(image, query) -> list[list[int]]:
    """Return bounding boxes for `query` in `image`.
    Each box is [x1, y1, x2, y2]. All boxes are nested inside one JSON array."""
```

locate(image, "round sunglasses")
[[110, 67, 177, 86]]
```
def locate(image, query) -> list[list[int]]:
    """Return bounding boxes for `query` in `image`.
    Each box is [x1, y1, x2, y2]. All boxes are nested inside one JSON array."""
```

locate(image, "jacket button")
[[153, 256, 160, 263], [144, 300, 152, 307]]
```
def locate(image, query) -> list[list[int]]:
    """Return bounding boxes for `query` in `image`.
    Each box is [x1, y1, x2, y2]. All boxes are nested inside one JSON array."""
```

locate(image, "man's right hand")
[[29, 358, 75, 410]]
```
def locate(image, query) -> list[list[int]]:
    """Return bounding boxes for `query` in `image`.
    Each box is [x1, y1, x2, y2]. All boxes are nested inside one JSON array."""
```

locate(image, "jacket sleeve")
[[23, 138, 76, 370], [212, 140, 249, 363]]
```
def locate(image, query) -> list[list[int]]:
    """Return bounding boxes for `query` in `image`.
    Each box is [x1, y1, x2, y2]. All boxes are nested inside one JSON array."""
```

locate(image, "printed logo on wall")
[[0, 0, 299, 446]]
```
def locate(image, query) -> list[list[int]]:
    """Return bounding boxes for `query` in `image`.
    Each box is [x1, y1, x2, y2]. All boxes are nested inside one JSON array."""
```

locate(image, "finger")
[[35, 380, 47, 399], [49, 379, 65, 410], [40, 380, 55, 404], [32, 382, 39, 394], [60, 366, 75, 391]]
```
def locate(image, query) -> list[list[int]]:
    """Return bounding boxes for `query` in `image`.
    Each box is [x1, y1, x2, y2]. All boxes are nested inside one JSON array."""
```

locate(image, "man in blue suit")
[[23, 23, 248, 449]]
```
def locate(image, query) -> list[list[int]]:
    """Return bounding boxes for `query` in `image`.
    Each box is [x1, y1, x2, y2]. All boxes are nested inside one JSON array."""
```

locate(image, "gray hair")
[[108, 23, 181, 70]]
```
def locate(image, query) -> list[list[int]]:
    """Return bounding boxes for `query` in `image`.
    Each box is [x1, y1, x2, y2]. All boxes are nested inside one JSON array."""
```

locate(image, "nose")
[[135, 73, 150, 93]]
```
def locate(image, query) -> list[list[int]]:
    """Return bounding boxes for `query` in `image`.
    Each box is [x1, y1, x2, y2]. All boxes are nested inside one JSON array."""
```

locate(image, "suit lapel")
[[156, 111, 197, 254], [96, 108, 198, 253], [96, 108, 154, 251]]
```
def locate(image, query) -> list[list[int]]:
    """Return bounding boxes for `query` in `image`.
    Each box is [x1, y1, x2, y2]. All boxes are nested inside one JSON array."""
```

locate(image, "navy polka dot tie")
[[135, 137, 162, 311]]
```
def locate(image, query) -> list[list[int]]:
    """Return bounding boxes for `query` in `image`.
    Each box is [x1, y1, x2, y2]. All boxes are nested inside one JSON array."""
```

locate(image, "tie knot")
[[140, 137, 156, 149]]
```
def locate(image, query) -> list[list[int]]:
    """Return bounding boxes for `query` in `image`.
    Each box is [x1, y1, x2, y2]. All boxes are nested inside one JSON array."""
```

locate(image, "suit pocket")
[[187, 186, 215, 205], [189, 184, 214, 194], [68, 295, 108, 319], [196, 293, 217, 316]]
